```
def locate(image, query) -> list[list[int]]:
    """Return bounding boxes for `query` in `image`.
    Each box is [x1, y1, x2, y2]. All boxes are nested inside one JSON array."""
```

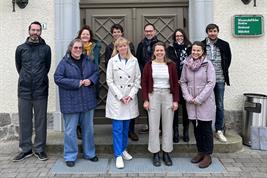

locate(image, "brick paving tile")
[[210, 173, 225, 177], [1, 168, 17, 173], [70, 175, 79, 178], [251, 154, 262, 158], [240, 166, 258, 171], [0, 173, 17, 178], [27, 172, 40, 177], [223, 172, 241, 176], [25, 167, 39, 173], [220, 158, 235, 163], [138, 173, 155, 177], [194, 173, 212, 177], [109, 173, 128, 177], [181, 173, 198, 177], [221, 162, 234, 167], [235, 158, 262, 163], [54, 174, 72, 177], [231, 162, 243, 167], [15, 173, 29, 178], [257, 167, 267, 172], [0, 165, 10, 169], [39, 171, 50, 177], [166, 172, 183, 177], [127, 173, 139, 177], [153, 173, 166, 176], [242, 162, 266, 167], [80, 174, 99, 177], [82, 177, 105, 178], [225, 166, 242, 172], [251, 172, 267, 178]]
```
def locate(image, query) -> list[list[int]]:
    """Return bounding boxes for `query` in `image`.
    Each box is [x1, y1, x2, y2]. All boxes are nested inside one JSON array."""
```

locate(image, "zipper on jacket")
[[31, 47, 34, 99], [193, 70, 198, 123]]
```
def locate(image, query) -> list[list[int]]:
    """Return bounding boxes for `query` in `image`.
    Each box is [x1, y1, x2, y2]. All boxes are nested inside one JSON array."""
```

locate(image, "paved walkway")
[[1, 140, 267, 178]]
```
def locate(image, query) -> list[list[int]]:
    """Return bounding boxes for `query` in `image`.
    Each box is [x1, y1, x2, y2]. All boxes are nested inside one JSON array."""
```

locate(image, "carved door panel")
[[135, 8, 184, 44], [81, 6, 188, 121]]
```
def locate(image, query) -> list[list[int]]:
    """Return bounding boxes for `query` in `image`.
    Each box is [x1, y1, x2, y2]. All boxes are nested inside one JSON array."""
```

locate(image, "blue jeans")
[[214, 82, 225, 131], [112, 119, 130, 157], [63, 110, 96, 161]]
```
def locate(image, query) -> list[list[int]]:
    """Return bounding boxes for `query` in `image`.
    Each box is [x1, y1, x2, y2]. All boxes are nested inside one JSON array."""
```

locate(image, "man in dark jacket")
[[13, 21, 51, 162], [136, 23, 159, 72], [202, 23, 232, 143], [136, 23, 159, 133], [104, 24, 135, 68]]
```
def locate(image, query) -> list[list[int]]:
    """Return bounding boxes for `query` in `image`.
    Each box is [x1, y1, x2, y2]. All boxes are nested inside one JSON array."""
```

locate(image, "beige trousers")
[[148, 88, 174, 153]]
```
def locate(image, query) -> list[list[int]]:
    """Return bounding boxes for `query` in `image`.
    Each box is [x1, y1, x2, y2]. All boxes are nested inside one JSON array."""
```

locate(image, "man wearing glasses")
[[13, 21, 51, 162], [136, 23, 159, 133]]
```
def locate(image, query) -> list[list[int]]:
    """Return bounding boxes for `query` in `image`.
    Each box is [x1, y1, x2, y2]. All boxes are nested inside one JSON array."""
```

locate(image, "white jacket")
[[105, 54, 141, 120]]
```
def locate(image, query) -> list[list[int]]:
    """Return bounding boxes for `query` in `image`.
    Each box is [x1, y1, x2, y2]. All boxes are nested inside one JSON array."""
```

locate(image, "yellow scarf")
[[83, 42, 93, 56]]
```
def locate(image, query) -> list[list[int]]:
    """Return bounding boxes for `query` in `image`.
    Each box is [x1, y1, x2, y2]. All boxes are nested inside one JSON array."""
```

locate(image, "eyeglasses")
[[73, 46, 82, 50], [145, 30, 154, 33], [176, 35, 184, 37]]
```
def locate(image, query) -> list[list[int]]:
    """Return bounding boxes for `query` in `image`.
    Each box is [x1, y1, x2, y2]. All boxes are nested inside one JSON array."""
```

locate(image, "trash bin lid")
[[244, 93, 267, 99]]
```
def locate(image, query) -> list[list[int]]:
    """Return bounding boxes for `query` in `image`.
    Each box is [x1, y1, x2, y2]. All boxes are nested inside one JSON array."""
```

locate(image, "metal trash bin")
[[241, 93, 267, 146]]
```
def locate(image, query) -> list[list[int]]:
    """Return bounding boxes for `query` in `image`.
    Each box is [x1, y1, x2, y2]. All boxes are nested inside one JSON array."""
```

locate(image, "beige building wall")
[[0, 0, 266, 114], [213, 0, 267, 111], [0, 0, 56, 113]]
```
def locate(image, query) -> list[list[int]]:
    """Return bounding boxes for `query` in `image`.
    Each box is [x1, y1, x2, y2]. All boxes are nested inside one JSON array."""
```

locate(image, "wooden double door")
[[80, 0, 189, 121]]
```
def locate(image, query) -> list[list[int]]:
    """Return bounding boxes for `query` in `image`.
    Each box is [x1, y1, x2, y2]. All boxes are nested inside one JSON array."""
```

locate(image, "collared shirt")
[[206, 38, 224, 83]]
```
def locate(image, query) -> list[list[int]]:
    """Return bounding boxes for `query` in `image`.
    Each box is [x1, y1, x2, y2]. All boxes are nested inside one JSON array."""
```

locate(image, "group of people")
[[13, 21, 231, 170]]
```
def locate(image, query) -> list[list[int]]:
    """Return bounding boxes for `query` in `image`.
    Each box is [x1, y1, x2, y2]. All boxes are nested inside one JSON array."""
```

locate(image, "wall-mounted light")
[[241, 0, 257, 7], [12, 0, 29, 12]]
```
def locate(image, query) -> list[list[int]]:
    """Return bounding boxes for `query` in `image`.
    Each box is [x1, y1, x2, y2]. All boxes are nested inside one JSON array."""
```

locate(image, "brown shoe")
[[128, 132, 139, 141], [191, 153, 204, 163], [199, 154, 212, 168]]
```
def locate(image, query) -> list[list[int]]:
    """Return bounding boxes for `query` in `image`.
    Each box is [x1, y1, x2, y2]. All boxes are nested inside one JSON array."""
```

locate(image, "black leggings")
[[191, 120, 213, 154], [173, 98, 189, 131]]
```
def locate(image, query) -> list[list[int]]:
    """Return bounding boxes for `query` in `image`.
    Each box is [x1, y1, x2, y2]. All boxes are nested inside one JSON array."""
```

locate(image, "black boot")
[[152, 152, 161, 167], [163, 152, 172, 166], [183, 127, 189, 142], [173, 126, 179, 143]]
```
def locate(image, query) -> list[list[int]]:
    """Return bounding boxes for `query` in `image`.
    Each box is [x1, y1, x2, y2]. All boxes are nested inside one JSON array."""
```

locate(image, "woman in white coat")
[[106, 37, 141, 169]]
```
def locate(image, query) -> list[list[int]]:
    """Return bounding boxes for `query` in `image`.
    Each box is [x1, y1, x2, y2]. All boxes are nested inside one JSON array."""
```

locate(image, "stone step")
[[46, 124, 243, 154], [94, 116, 147, 124]]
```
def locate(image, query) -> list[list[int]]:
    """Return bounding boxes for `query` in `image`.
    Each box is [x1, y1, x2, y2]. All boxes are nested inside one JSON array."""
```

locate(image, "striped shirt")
[[206, 38, 224, 83], [152, 61, 170, 88]]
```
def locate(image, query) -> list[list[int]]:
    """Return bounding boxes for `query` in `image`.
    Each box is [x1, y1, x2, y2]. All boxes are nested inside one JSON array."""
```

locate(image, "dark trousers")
[[191, 120, 213, 155], [18, 98, 48, 153], [128, 119, 135, 134], [173, 98, 189, 131]]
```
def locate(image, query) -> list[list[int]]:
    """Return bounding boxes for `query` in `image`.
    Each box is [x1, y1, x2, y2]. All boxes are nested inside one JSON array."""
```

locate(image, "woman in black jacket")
[[167, 28, 192, 143]]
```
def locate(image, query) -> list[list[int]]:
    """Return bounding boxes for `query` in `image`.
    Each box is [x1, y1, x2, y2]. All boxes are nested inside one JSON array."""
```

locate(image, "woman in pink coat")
[[180, 41, 216, 168]]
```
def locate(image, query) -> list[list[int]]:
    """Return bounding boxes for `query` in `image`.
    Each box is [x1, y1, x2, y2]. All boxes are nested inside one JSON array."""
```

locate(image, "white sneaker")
[[215, 130, 227, 142], [115, 156, 124, 169], [122, 150, 133, 160]]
